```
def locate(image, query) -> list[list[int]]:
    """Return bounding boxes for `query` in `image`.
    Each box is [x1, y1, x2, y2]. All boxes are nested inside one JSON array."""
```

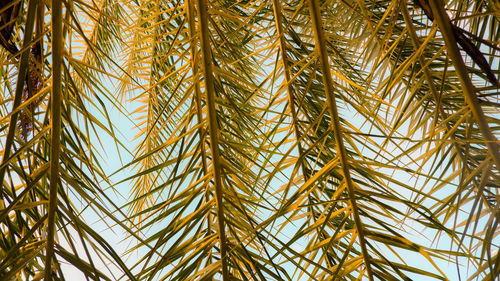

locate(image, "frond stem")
[[428, 0, 500, 168], [271, 0, 307, 179], [401, 2, 499, 217], [272, 0, 337, 268], [0, 0, 38, 190], [186, 0, 212, 263], [186, 0, 208, 179], [45, 0, 63, 279], [308, 0, 374, 280], [196, 0, 229, 279]]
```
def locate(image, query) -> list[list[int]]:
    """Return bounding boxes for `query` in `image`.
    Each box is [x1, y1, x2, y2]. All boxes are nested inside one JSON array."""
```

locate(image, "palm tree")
[[0, 0, 499, 280]]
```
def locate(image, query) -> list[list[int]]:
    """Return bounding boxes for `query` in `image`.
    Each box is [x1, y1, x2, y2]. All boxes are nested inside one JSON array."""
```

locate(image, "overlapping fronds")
[[247, 0, 486, 279], [117, 0, 289, 279], [0, 0, 136, 280], [0, 0, 498, 280]]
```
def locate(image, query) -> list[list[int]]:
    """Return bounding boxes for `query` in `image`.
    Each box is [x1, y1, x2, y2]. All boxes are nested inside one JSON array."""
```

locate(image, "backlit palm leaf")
[[0, 0, 498, 280]]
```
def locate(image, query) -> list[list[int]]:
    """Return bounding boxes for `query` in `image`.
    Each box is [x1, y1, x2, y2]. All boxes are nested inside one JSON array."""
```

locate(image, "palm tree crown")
[[0, 0, 499, 280]]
